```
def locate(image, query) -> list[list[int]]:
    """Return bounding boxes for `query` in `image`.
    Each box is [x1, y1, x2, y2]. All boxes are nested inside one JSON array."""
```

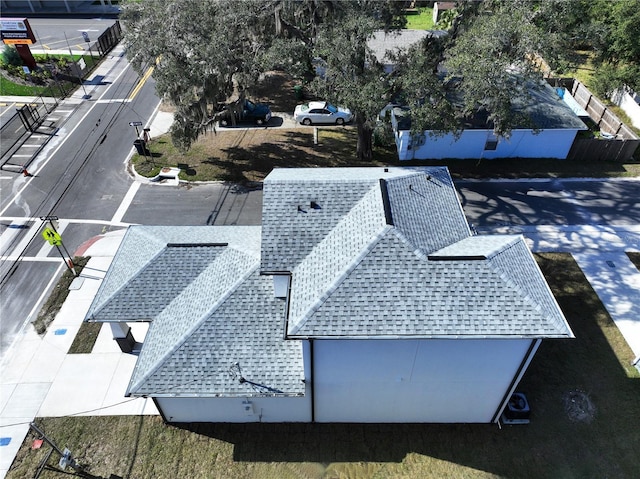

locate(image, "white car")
[[294, 101, 353, 125]]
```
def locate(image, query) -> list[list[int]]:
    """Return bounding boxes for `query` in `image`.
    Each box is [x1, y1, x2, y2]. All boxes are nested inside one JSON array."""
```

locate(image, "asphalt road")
[[27, 18, 117, 53], [0, 44, 154, 357], [123, 182, 263, 227], [456, 178, 640, 228]]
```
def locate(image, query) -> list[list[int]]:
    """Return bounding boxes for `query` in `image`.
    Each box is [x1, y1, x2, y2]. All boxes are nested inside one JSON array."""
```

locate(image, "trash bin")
[[293, 85, 303, 101], [133, 139, 149, 156]]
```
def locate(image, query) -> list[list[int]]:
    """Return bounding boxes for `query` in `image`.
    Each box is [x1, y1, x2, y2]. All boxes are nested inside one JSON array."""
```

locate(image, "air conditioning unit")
[[501, 392, 530, 424]]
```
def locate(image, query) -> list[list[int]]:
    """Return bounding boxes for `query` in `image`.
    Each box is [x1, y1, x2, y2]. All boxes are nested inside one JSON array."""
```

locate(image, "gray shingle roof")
[[519, 82, 588, 130], [368, 30, 447, 67], [269, 168, 571, 340], [128, 268, 304, 397], [91, 167, 572, 400], [260, 166, 464, 272], [287, 231, 571, 339], [85, 226, 305, 398], [86, 226, 261, 321], [384, 170, 470, 253]]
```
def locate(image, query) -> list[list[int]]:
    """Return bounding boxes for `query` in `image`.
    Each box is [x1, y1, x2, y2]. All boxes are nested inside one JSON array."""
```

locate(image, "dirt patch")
[[158, 71, 301, 116], [563, 389, 596, 423]]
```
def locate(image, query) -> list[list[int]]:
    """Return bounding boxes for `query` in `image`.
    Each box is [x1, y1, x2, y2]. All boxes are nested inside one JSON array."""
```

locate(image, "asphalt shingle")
[[90, 167, 572, 401]]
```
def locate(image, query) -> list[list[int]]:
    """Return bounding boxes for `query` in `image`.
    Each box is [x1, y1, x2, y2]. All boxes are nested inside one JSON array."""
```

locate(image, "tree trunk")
[[356, 115, 373, 162]]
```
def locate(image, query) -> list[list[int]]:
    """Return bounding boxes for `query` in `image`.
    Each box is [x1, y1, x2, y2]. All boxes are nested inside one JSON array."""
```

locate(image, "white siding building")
[[392, 83, 587, 161], [86, 167, 573, 424]]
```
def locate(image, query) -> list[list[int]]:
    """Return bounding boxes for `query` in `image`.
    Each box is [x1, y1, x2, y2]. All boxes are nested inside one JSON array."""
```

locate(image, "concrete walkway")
[[0, 230, 157, 479]]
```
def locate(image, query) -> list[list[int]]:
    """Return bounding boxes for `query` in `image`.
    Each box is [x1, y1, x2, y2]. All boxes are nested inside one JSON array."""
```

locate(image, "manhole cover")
[[563, 389, 596, 423]]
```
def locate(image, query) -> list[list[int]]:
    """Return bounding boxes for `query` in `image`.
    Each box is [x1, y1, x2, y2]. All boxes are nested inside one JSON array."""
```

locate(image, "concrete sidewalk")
[[0, 229, 157, 479], [480, 223, 640, 361]]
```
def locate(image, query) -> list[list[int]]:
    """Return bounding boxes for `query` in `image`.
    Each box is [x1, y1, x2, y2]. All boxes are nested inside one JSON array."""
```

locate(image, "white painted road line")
[[111, 181, 140, 224], [94, 99, 132, 104], [0, 219, 43, 258], [0, 59, 133, 217], [0, 221, 30, 256]]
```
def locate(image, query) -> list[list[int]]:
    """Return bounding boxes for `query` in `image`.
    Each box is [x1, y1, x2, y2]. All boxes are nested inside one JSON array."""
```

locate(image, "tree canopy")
[[122, 0, 280, 150], [121, 0, 631, 160]]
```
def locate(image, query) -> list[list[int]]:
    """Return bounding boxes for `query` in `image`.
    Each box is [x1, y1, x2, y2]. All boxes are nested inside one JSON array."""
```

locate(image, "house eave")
[[285, 333, 574, 340], [128, 391, 306, 399]]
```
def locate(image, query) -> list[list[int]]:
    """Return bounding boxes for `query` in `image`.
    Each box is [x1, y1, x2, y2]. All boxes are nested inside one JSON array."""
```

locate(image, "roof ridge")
[[87, 227, 168, 318], [487, 239, 574, 337], [483, 235, 521, 260], [390, 228, 430, 260], [88, 242, 168, 321], [288, 225, 393, 336], [286, 184, 388, 334], [126, 250, 260, 395]]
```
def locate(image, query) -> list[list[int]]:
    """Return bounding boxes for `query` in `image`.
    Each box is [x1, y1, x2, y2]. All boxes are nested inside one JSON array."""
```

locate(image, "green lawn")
[[0, 75, 51, 96], [7, 254, 639, 479], [404, 7, 435, 30]]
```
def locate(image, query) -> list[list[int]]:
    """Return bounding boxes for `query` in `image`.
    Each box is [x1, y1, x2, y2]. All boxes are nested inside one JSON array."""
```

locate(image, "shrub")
[[373, 123, 395, 147], [1, 45, 22, 67]]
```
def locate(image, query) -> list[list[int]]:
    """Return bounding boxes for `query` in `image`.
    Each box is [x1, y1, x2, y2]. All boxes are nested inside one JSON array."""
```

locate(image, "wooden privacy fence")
[[549, 78, 639, 161], [568, 137, 638, 162]]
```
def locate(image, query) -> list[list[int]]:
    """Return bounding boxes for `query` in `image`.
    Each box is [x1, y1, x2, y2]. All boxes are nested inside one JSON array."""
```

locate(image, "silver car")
[[294, 101, 353, 125]]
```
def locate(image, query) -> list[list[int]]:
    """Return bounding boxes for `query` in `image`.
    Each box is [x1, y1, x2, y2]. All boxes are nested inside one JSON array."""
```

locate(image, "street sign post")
[[39, 216, 77, 276], [41, 227, 62, 246]]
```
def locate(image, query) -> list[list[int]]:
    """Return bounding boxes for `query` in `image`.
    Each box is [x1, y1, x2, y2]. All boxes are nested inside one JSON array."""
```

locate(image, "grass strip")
[[32, 257, 90, 335], [67, 322, 103, 354], [133, 129, 640, 184]]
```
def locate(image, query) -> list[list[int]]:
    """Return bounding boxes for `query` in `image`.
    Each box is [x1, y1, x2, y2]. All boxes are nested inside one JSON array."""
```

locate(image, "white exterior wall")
[[156, 394, 311, 423], [313, 338, 533, 423], [395, 128, 579, 160], [612, 88, 640, 129], [154, 341, 312, 423]]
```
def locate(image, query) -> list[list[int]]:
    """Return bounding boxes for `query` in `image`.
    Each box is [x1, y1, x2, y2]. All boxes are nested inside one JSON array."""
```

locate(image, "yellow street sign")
[[42, 227, 62, 246]]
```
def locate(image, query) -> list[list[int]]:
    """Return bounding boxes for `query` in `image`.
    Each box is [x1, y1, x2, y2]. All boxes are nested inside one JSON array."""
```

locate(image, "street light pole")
[[63, 31, 89, 99]]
